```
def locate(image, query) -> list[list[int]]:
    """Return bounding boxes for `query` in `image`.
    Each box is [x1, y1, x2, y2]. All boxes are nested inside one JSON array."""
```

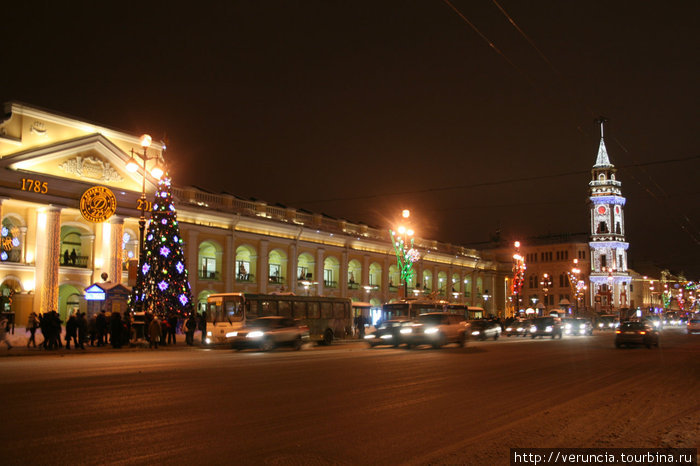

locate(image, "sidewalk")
[[0, 327, 209, 357]]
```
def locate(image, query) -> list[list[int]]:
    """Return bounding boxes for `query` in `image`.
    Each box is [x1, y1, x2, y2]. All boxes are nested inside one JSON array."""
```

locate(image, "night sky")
[[3, 1, 698, 277]]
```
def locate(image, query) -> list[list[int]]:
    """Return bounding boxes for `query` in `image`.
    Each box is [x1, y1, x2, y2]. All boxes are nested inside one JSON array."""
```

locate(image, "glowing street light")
[[390, 209, 420, 299]]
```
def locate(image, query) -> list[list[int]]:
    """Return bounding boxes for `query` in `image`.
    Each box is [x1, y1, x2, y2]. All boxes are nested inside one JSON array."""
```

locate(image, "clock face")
[[597, 205, 607, 215]]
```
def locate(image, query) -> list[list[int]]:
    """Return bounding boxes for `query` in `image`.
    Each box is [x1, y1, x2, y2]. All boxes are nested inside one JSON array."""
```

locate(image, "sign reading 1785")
[[21, 177, 48, 194]]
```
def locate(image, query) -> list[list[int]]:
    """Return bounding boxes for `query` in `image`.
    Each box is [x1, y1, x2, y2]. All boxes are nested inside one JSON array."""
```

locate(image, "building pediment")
[[0, 134, 156, 192]]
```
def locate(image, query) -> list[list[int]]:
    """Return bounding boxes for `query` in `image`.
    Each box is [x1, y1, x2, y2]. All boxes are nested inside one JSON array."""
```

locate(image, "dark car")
[[529, 317, 563, 339], [364, 318, 412, 347], [468, 320, 502, 340], [562, 317, 593, 336], [596, 315, 619, 331], [615, 321, 659, 349], [230, 316, 309, 351], [504, 320, 530, 337]]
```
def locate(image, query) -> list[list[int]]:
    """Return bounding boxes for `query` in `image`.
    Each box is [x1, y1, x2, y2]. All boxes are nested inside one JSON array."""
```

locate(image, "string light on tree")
[[389, 209, 420, 298]]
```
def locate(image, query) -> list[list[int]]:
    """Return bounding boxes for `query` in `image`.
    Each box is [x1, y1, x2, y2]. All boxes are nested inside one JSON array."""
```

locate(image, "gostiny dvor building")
[[0, 102, 508, 325]]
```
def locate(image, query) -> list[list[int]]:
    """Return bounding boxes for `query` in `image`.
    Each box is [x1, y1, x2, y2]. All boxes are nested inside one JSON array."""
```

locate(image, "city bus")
[[204, 293, 353, 346], [381, 299, 484, 321]]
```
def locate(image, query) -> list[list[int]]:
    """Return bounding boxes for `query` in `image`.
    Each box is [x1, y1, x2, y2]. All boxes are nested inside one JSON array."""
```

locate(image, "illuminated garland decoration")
[[389, 229, 419, 288], [128, 174, 194, 316], [511, 258, 526, 298]]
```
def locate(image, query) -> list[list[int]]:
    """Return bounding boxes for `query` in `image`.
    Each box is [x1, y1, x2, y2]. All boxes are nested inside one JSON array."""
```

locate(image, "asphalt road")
[[1, 328, 698, 466]]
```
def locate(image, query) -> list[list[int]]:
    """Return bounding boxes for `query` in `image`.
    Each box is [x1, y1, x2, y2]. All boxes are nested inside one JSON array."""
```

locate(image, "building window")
[[600, 254, 607, 268], [236, 260, 251, 281], [324, 269, 336, 288]]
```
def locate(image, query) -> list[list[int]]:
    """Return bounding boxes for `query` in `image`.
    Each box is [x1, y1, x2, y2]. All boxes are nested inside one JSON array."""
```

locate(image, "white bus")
[[204, 293, 353, 346]]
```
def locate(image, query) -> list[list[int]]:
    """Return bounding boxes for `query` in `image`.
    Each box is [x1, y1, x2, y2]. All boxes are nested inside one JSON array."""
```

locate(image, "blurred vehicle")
[[529, 316, 563, 339], [596, 315, 619, 331], [562, 317, 593, 336], [402, 312, 468, 348], [468, 320, 502, 340], [229, 316, 309, 351], [643, 315, 663, 330], [364, 317, 412, 347], [615, 321, 659, 348], [504, 320, 530, 337], [687, 317, 700, 335]]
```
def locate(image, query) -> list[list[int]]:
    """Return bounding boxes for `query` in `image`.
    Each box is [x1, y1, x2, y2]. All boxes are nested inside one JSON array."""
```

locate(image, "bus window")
[[224, 298, 244, 321], [308, 302, 320, 319], [333, 302, 346, 319], [260, 300, 277, 317], [293, 302, 306, 319], [279, 300, 292, 318], [246, 300, 258, 319], [321, 302, 333, 319]]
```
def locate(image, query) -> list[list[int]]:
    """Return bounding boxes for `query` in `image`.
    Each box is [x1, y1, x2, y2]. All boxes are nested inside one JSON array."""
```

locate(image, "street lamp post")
[[511, 241, 526, 317], [540, 273, 552, 314], [389, 209, 418, 299], [126, 134, 165, 312]]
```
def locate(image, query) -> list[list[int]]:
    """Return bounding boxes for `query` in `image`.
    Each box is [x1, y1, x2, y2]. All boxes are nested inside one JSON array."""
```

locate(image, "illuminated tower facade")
[[588, 119, 631, 311]]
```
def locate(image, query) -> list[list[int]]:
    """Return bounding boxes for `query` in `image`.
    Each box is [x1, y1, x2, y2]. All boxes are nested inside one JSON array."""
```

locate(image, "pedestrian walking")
[[198, 311, 207, 344], [26, 312, 39, 347], [65, 313, 78, 349], [184, 314, 196, 346], [96, 310, 107, 346], [0, 315, 12, 350], [76, 312, 88, 349], [110, 312, 123, 348], [148, 316, 161, 349], [87, 313, 97, 346], [167, 313, 177, 345]]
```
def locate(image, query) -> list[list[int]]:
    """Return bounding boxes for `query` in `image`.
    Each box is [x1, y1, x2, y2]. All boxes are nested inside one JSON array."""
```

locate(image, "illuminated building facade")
[[0, 102, 508, 324]]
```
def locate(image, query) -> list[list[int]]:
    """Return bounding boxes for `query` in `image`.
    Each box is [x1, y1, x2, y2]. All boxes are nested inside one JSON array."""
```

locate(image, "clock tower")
[[588, 118, 630, 312]]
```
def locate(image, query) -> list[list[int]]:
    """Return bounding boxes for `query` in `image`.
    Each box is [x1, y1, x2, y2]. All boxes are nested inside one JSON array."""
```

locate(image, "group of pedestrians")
[[0, 309, 209, 351]]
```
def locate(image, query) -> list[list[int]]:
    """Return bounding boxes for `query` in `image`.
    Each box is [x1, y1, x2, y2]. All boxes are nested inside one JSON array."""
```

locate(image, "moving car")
[[562, 317, 593, 336], [402, 312, 468, 348], [364, 318, 412, 347], [504, 320, 530, 337], [596, 315, 619, 330], [529, 316, 563, 339], [615, 321, 659, 348], [687, 317, 700, 335], [468, 320, 502, 340], [229, 316, 310, 351]]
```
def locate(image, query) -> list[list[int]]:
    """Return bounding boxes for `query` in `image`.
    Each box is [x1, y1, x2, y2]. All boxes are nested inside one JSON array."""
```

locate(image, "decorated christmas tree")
[[128, 174, 194, 316]]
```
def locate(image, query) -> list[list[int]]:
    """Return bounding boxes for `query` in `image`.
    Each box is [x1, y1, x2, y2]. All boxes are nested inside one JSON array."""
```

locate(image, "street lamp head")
[[126, 150, 139, 173], [398, 225, 406, 235], [140, 134, 152, 148], [406, 228, 414, 237], [514, 241, 520, 248], [150, 162, 165, 180], [402, 209, 410, 219]]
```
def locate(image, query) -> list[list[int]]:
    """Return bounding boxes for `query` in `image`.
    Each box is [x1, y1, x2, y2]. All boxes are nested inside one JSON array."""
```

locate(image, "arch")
[[369, 262, 382, 290], [268, 248, 288, 285], [437, 271, 447, 295], [0, 278, 22, 313], [422, 270, 433, 292], [388, 265, 399, 289], [463, 275, 472, 298], [198, 240, 223, 280], [1, 216, 23, 263], [323, 256, 340, 288], [60, 224, 91, 267], [235, 244, 257, 282], [121, 228, 139, 269], [58, 283, 84, 321], [347, 259, 361, 289], [451, 273, 461, 294], [297, 252, 315, 281], [476, 277, 484, 295]]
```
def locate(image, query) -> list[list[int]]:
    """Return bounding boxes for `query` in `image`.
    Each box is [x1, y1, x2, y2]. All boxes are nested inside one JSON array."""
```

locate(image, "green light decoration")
[[389, 229, 420, 288]]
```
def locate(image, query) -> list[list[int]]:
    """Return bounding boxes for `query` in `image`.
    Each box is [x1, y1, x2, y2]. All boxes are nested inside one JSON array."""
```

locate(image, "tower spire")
[[593, 116, 612, 167]]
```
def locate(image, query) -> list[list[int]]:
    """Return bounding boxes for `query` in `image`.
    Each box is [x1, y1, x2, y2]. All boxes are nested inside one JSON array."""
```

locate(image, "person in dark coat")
[[110, 312, 123, 348], [96, 310, 107, 346], [76, 312, 88, 349], [184, 314, 197, 346], [148, 316, 161, 349], [26, 312, 39, 348], [65, 313, 78, 349], [166, 313, 177, 345], [70, 248, 77, 265], [87, 313, 97, 346], [198, 311, 207, 344]]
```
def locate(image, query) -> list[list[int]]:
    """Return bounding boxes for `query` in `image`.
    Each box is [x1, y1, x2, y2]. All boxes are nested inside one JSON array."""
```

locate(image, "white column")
[[225, 232, 235, 292], [34, 206, 61, 314], [340, 249, 348, 297], [108, 216, 124, 284], [187, 230, 199, 282], [259, 240, 269, 294], [316, 248, 325, 296], [288, 242, 298, 294]]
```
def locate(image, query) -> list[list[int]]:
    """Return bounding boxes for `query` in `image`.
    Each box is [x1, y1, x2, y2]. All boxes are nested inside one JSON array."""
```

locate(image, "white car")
[[687, 318, 700, 335], [401, 312, 468, 348], [230, 316, 310, 351]]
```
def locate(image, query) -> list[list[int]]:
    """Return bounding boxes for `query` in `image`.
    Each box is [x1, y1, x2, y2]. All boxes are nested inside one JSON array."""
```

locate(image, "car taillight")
[[615, 330, 621, 334], [639, 331, 646, 335]]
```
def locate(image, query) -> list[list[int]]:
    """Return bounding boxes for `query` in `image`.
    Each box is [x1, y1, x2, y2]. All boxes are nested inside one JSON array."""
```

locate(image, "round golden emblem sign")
[[80, 186, 117, 222]]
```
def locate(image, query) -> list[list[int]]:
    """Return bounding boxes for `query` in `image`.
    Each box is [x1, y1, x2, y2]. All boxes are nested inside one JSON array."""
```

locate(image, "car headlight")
[[545, 326, 553, 332], [530, 326, 537, 332], [205, 337, 211, 344], [598, 323, 604, 328], [565, 324, 572, 329], [380, 334, 393, 339], [225, 331, 237, 338], [471, 331, 480, 336], [247, 331, 264, 338], [207, 331, 213, 336], [424, 327, 439, 334], [400, 328, 413, 334], [364, 334, 375, 339], [506, 327, 513, 331]]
